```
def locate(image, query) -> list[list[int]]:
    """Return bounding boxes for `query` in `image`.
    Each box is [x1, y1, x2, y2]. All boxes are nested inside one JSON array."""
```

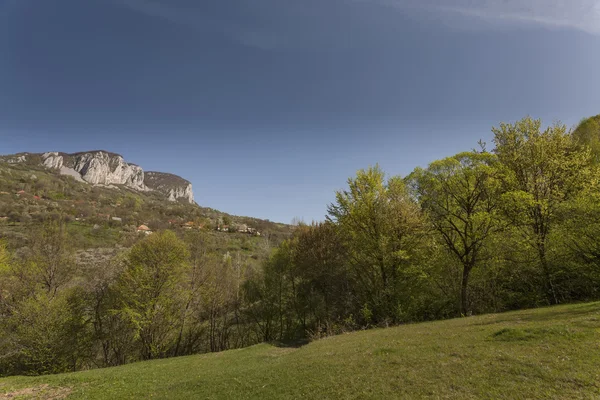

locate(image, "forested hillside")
[[0, 159, 291, 376], [1, 116, 600, 378]]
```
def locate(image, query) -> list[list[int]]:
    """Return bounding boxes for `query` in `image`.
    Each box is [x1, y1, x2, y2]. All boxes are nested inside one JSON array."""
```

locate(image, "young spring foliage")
[[409, 151, 503, 315], [327, 166, 429, 324], [492, 117, 592, 304]]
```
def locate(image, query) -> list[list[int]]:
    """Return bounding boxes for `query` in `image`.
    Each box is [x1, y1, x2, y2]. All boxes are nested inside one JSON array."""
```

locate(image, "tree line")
[[240, 116, 600, 340], [1, 116, 600, 376], [0, 225, 266, 376]]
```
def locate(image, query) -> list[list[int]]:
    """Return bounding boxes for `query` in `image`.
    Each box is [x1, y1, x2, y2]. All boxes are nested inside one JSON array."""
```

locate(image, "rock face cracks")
[[34, 151, 195, 204]]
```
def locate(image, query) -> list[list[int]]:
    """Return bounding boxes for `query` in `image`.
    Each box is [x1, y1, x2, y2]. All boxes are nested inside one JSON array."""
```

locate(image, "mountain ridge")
[[0, 150, 195, 204]]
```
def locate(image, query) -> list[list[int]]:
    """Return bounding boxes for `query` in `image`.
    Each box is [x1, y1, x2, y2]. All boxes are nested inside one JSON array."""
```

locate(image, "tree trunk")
[[461, 265, 472, 316], [538, 245, 558, 305]]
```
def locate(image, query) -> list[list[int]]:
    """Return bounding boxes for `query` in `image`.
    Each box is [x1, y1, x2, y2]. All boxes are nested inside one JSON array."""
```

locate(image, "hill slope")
[[1, 302, 599, 399], [0, 155, 291, 249]]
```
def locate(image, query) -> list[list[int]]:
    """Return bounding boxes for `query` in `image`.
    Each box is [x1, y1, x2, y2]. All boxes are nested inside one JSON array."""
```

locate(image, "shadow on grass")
[[490, 326, 585, 342], [268, 338, 311, 348], [472, 302, 600, 326]]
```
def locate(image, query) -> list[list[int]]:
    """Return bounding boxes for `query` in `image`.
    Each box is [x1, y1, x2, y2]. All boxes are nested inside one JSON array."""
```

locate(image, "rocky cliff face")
[[70, 152, 147, 190], [40, 151, 147, 191], [144, 172, 195, 204], [1, 151, 195, 204]]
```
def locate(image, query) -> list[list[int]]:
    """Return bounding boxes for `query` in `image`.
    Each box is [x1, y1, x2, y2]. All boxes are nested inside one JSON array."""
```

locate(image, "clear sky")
[[1, 0, 599, 223]]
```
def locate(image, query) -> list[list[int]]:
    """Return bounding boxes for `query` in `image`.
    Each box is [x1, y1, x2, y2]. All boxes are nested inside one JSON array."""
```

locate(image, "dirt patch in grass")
[[0, 384, 71, 400]]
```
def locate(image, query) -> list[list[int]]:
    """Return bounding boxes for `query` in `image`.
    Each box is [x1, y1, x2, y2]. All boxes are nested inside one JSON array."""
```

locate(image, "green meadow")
[[2, 301, 599, 399]]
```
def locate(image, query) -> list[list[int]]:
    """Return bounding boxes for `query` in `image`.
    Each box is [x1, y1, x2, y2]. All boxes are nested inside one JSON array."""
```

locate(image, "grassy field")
[[1, 302, 599, 399]]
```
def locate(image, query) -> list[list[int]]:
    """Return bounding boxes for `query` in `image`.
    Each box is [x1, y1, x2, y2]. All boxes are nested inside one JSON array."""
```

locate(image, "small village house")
[[137, 224, 152, 235]]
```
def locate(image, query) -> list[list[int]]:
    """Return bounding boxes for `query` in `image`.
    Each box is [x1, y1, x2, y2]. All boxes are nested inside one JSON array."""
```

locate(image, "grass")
[[1, 302, 600, 399]]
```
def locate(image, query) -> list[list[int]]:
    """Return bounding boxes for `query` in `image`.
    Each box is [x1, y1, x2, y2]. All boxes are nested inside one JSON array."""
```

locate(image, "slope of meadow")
[[1, 302, 599, 399]]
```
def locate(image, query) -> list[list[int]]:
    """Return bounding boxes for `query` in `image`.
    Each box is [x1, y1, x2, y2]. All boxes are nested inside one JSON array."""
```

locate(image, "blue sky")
[[1, 0, 599, 223]]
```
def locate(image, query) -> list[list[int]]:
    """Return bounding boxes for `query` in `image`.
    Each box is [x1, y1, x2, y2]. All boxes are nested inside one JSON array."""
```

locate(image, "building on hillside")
[[111, 217, 122, 222], [137, 224, 152, 235], [237, 224, 249, 233]]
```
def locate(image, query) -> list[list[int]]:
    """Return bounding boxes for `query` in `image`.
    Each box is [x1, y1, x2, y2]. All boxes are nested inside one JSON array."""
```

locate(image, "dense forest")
[[1, 116, 600, 377]]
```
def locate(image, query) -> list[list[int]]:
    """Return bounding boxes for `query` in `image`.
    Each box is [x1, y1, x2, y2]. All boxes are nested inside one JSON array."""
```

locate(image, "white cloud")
[[363, 0, 600, 35], [115, 0, 600, 52]]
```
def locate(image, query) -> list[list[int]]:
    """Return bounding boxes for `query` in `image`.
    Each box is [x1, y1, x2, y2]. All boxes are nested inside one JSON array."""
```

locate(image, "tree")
[[14, 221, 76, 297], [0, 240, 13, 349], [82, 254, 131, 367], [328, 166, 427, 323], [292, 222, 350, 335], [0, 240, 8, 273], [551, 174, 600, 301], [492, 117, 591, 304], [115, 230, 190, 360], [409, 151, 502, 315], [573, 115, 600, 164], [0, 237, 91, 376]]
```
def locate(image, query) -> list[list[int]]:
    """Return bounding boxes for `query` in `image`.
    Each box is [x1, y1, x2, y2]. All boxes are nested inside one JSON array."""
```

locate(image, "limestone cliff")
[[39, 151, 148, 191], [144, 171, 195, 204], [0, 151, 196, 204]]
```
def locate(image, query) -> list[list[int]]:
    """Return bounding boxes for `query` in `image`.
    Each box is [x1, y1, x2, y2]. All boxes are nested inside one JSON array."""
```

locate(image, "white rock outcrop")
[[8, 150, 196, 203], [41, 151, 147, 191], [70, 152, 147, 191], [59, 166, 85, 182], [42, 152, 64, 169], [6, 154, 28, 164], [166, 183, 195, 203], [144, 171, 195, 204]]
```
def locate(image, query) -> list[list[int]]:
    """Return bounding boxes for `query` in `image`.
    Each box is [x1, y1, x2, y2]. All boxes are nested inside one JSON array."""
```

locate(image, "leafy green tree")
[[409, 152, 502, 315], [492, 117, 591, 304], [115, 230, 190, 360], [0, 240, 8, 273], [292, 222, 350, 335], [18, 221, 76, 296], [0, 240, 13, 356], [243, 271, 278, 342], [573, 115, 600, 164], [1, 289, 90, 375], [328, 166, 427, 324], [0, 239, 90, 376], [82, 254, 132, 367], [551, 174, 600, 300], [243, 239, 301, 342]]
